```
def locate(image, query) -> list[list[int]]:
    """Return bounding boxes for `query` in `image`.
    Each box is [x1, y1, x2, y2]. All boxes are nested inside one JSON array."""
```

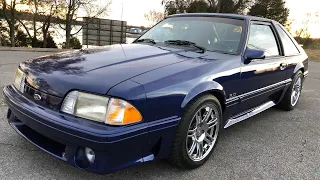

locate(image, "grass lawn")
[[305, 49, 320, 62]]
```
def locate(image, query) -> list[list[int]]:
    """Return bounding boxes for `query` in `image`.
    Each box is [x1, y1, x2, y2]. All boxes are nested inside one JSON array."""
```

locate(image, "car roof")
[[167, 13, 276, 23]]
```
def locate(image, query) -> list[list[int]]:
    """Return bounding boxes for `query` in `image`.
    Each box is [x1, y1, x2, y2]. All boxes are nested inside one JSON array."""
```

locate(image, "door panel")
[[238, 22, 287, 113], [240, 57, 287, 111], [240, 57, 287, 94]]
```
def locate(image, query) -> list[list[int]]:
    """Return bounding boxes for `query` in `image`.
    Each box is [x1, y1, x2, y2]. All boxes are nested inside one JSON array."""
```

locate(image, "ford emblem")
[[34, 94, 42, 101]]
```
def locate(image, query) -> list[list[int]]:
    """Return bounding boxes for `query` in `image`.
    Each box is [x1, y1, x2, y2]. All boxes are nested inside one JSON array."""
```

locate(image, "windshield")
[[137, 16, 245, 54]]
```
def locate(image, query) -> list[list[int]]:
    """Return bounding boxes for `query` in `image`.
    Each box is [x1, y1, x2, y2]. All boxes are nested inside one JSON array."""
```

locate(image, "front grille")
[[23, 84, 63, 111]]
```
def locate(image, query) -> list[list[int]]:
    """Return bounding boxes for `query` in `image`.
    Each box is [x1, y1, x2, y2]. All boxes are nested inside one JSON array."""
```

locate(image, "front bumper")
[[3, 85, 162, 174]]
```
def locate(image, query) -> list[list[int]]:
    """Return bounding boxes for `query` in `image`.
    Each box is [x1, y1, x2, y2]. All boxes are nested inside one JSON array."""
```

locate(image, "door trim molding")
[[226, 79, 292, 105]]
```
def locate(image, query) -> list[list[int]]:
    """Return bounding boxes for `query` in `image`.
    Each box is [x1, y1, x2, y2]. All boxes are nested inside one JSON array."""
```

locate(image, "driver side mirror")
[[244, 48, 265, 64]]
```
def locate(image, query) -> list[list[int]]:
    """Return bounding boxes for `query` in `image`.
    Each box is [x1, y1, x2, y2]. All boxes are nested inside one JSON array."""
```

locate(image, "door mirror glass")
[[244, 48, 265, 63]]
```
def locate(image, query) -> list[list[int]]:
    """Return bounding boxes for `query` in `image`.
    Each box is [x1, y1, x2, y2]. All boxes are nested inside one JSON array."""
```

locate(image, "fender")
[[181, 81, 226, 109], [293, 61, 304, 75]]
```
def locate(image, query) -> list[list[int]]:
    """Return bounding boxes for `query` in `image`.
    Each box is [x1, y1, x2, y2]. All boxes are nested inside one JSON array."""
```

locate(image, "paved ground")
[[0, 51, 320, 180]]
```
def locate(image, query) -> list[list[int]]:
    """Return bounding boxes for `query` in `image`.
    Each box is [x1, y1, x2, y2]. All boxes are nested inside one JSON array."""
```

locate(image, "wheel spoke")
[[195, 112, 201, 125], [204, 134, 213, 145], [209, 125, 215, 135], [202, 108, 213, 123], [196, 142, 203, 158], [199, 142, 204, 158], [294, 94, 298, 102], [196, 143, 200, 157], [188, 141, 196, 155], [206, 131, 214, 139], [291, 92, 296, 104], [207, 118, 218, 129], [188, 129, 196, 138]]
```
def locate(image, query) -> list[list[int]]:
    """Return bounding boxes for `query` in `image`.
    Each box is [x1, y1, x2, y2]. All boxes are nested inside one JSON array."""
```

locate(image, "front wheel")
[[168, 94, 221, 169], [277, 71, 303, 111]]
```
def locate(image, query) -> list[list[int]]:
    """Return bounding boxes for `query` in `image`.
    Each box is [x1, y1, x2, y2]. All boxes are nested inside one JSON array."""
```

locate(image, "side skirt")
[[224, 101, 276, 128]]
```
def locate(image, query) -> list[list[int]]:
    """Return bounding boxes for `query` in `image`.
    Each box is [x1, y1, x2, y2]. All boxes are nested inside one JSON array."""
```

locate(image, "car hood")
[[20, 44, 201, 97]]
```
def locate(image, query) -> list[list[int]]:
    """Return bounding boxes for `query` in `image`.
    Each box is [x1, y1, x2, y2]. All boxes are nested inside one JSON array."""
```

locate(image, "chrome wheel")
[[186, 105, 219, 162], [291, 77, 302, 106]]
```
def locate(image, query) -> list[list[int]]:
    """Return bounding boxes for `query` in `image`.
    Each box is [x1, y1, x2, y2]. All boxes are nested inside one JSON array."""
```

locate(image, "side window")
[[248, 24, 279, 57], [276, 25, 300, 56]]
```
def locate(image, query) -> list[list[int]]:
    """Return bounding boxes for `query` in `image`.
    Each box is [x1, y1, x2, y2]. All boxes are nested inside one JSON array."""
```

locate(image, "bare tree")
[[41, 1, 61, 48], [58, 0, 111, 49], [1, 0, 18, 47], [144, 10, 164, 27], [295, 13, 313, 38], [18, 0, 41, 47], [0, 20, 9, 46], [216, 0, 222, 13], [17, 0, 64, 47], [162, 0, 189, 15]]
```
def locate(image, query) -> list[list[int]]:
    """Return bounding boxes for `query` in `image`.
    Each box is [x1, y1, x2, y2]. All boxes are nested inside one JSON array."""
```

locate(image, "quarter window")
[[248, 24, 279, 57], [276, 25, 300, 56]]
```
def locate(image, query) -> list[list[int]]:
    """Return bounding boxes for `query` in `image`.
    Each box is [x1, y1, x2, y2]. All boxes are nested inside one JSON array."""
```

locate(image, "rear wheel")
[[277, 71, 303, 111], [168, 94, 221, 169]]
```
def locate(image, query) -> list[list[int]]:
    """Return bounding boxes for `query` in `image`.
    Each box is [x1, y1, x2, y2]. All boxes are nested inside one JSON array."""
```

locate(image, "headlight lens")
[[61, 91, 142, 125], [14, 68, 25, 93]]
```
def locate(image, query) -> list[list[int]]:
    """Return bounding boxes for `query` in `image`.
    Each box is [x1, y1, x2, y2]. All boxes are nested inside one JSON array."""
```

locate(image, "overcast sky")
[[107, 0, 320, 37], [286, 0, 320, 37], [108, 0, 163, 26]]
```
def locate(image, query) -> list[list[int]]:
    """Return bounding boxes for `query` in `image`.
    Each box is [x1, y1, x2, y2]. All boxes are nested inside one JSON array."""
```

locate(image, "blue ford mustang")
[[3, 13, 308, 174]]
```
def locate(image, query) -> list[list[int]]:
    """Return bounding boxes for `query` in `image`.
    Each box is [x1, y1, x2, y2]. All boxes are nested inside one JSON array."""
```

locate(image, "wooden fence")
[[82, 18, 127, 46]]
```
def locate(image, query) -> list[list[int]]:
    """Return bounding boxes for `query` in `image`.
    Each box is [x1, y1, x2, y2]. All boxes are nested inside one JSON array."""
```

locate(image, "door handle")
[[280, 63, 287, 71]]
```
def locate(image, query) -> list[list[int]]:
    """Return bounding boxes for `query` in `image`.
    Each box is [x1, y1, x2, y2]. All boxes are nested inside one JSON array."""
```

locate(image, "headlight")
[[61, 91, 142, 125], [14, 68, 26, 93]]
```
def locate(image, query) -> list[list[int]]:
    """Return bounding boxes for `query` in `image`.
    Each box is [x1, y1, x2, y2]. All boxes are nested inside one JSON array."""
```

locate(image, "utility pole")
[[121, 2, 123, 21]]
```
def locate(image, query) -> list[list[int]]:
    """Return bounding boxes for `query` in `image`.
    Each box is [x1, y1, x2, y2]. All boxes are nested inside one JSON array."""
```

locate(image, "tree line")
[[1, 0, 292, 48], [162, 0, 289, 25], [0, 0, 110, 48]]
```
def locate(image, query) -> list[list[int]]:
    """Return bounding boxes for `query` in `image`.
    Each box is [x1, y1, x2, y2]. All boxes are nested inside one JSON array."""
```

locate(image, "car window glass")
[[137, 17, 244, 53], [248, 24, 279, 57], [276, 25, 300, 55]]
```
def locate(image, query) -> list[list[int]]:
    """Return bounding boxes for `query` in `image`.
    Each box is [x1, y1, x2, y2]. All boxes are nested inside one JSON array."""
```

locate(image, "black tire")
[[277, 71, 303, 111], [168, 94, 222, 169]]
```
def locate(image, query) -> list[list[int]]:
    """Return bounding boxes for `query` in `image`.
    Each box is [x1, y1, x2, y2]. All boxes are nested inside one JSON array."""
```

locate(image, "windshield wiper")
[[164, 40, 206, 53], [135, 38, 156, 44]]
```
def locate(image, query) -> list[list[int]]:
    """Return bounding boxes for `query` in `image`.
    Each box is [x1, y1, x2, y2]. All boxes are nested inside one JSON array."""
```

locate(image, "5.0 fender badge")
[[34, 94, 42, 101]]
